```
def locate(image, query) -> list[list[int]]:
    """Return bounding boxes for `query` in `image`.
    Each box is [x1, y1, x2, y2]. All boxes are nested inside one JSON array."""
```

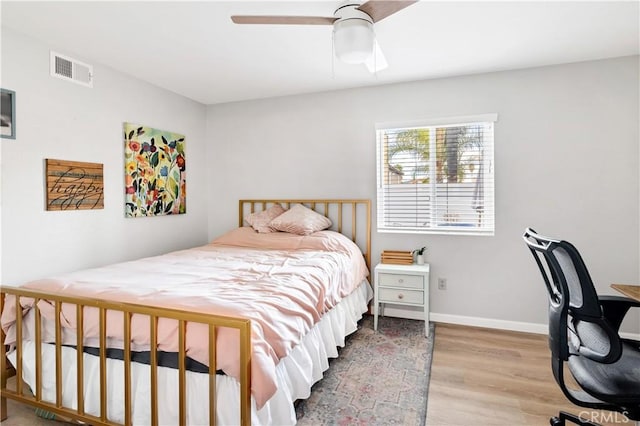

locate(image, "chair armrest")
[[599, 295, 640, 331]]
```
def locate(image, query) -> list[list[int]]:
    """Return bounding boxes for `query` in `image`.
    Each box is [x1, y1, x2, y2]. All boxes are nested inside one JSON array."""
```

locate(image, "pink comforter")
[[1, 228, 369, 407]]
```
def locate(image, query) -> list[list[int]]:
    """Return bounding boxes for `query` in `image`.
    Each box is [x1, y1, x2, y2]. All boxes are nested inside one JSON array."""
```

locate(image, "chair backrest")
[[523, 228, 622, 365]]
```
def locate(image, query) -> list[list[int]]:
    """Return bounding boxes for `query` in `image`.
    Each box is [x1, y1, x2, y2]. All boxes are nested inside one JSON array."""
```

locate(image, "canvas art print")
[[124, 123, 186, 217]]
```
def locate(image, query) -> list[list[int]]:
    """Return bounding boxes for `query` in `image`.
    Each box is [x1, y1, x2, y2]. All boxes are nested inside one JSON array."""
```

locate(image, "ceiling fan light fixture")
[[333, 18, 374, 64], [232, 1, 418, 71]]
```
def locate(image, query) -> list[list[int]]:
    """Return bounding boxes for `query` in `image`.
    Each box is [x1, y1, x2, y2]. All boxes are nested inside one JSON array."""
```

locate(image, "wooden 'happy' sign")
[[46, 159, 104, 211]]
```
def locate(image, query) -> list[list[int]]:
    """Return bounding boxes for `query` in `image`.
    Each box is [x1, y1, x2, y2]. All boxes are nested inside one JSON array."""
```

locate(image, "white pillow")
[[244, 204, 286, 233], [268, 204, 332, 236]]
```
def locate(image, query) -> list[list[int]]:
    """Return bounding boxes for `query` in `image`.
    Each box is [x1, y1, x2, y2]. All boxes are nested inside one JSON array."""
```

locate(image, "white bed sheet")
[[8, 281, 373, 426]]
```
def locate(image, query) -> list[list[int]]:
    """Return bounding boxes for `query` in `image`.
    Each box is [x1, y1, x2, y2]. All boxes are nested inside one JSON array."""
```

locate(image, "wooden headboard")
[[239, 199, 371, 270]]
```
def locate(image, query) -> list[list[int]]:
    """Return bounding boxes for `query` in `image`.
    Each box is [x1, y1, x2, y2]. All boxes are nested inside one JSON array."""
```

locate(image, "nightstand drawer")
[[378, 287, 424, 305], [378, 273, 424, 289]]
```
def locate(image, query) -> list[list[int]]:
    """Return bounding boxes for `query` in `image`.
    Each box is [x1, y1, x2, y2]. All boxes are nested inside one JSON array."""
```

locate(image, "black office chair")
[[523, 228, 640, 426]]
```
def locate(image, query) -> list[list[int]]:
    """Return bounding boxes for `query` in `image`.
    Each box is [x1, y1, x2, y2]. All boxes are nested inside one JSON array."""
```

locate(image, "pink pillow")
[[244, 204, 286, 233], [268, 204, 332, 236]]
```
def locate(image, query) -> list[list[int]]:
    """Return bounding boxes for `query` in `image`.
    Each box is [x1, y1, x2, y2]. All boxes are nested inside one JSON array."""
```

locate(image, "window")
[[376, 114, 496, 235]]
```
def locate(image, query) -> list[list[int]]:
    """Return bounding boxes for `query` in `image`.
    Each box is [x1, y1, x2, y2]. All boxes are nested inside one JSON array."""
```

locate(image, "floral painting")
[[124, 123, 186, 217]]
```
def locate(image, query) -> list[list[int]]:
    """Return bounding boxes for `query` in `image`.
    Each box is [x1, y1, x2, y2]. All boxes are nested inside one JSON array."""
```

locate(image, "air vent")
[[50, 51, 93, 88]]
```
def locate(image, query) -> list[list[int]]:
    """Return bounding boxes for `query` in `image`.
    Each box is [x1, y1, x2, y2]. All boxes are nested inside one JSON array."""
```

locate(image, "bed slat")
[[352, 202, 357, 242], [34, 300, 42, 402], [123, 312, 132, 426], [209, 324, 217, 426], [76, 304, 85, 416], [15, 297, 23, 398], [150, 314, 159, 426], [178, 319, 186, 426], [55, 301, 62, 407], [99, 307, 107, 421], [239, 320, 251, 426]]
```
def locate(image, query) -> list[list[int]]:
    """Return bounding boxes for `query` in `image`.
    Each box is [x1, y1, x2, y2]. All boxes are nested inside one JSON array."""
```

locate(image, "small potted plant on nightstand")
[[414, 246, 427, 265]]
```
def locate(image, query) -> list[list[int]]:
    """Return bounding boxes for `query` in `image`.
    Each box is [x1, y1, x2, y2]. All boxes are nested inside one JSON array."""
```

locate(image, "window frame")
[[376, 113, 497, 236]]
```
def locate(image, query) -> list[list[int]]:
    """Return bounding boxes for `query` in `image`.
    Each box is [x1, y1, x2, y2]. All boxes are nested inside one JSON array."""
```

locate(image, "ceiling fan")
[[231, 1, 418, 73]]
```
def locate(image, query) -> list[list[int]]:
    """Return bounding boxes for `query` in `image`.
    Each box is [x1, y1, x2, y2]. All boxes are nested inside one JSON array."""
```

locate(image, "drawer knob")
[[398, 279, 404, 284], [398, 293, 404, 300]]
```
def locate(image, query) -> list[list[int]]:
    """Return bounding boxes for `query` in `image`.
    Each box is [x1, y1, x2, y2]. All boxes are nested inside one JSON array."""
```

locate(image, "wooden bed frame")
[[1, 198, 371, 426]]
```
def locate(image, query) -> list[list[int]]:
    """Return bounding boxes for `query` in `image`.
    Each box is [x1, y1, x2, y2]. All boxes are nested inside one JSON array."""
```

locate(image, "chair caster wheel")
[[550, 417, 563, 426]]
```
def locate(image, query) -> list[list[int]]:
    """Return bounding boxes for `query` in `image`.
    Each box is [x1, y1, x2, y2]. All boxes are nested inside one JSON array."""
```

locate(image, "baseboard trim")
[[379, 308, 640, 340], [429, 313, 548, 334]]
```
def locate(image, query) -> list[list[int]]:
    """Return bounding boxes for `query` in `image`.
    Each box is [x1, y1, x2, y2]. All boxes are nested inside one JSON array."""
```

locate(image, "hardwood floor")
[[425, 323, 630, 426]]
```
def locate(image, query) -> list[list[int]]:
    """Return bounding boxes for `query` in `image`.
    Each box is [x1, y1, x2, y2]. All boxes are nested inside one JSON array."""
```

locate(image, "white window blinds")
[[376, 114, 497, 235]]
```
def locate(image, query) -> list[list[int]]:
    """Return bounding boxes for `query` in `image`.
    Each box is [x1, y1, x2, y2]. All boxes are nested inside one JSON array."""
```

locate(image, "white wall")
[[207, 56, 639, 334], [1, 28, 209, 284]]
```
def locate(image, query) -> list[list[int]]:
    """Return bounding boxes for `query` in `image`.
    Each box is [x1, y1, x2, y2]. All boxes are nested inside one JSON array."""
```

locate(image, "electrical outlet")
[[438, 278, 447, 290]]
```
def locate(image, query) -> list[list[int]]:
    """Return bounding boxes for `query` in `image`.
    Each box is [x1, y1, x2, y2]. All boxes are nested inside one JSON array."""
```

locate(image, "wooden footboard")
[[0, 287, 252, 426]]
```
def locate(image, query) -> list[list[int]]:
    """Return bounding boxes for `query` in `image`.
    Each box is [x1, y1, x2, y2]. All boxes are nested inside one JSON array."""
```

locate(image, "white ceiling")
[[2, 1, 638, 105]]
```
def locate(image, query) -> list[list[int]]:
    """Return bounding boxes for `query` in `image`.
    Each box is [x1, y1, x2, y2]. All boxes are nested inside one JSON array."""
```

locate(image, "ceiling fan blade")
[[357, 0, 418, 23], [231, 15, 337, 25], [365, 39, 389, 73]]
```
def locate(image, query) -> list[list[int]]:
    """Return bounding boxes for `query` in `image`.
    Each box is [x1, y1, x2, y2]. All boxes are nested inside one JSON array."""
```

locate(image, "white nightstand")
[[373, 263, 430, 337]]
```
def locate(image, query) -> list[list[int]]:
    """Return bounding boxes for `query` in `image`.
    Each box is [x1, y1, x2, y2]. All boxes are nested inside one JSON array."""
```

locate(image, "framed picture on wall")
[[1, 88, 16, 139]]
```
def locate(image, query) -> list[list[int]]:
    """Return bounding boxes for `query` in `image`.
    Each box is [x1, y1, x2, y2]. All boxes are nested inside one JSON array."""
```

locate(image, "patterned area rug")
[[296, 315, 435, 426]]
